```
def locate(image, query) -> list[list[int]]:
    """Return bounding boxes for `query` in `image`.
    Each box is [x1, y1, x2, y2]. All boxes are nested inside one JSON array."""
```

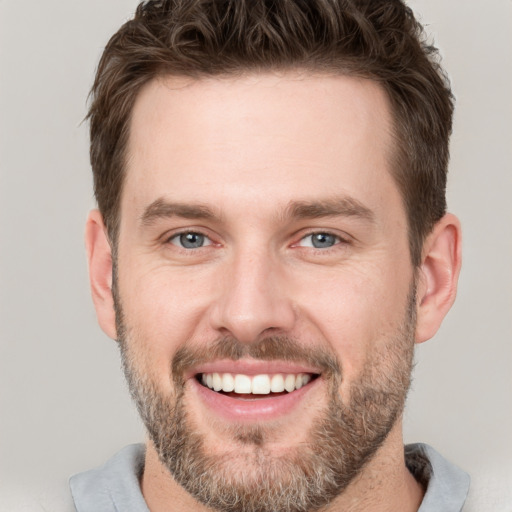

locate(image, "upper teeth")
[[201, 373, 312, 394]]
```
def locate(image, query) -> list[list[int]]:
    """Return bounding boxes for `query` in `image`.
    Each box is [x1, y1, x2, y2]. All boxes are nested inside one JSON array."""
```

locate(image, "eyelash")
[[167, 231, 213, 250], [295, 231, 349, 250], [165, 230, 349, 252]]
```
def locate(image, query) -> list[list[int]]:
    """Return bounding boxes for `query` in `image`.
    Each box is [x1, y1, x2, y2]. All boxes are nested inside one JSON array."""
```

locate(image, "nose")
[[209, 248, 296, 343]]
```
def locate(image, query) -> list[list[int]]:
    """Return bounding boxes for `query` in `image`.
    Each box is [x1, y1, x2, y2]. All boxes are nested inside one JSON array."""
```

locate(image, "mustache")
[[171, 335, 341, 386]]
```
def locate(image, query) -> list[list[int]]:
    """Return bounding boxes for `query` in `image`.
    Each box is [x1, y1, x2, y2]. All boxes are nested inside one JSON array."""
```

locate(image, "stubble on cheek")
[[114, 280, 417, 512]]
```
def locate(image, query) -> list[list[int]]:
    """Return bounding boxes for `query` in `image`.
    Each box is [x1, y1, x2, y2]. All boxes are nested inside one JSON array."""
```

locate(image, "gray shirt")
[[70, 443, 470, 512]]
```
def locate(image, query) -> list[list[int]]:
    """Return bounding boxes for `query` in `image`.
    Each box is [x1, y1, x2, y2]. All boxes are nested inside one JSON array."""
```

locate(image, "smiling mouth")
[[197, 372, 319, 398]]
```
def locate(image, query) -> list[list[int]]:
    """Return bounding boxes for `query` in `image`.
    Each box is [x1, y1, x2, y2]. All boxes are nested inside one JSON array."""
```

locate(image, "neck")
[[141, 419, 424, 512], [321, 420, 424, 512]]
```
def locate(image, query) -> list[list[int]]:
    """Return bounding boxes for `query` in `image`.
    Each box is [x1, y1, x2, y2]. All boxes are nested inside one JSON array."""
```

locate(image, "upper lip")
[[184, 358, 322, 380]]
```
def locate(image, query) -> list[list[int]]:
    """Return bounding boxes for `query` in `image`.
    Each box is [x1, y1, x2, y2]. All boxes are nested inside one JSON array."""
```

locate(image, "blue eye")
[[299, 233, 340, 249], [170, 232, 211, 249]]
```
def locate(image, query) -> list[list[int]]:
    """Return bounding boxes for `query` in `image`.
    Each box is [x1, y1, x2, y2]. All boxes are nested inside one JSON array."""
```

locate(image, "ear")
[[415, 213, 462, 344], [85, 210, 117, 340]]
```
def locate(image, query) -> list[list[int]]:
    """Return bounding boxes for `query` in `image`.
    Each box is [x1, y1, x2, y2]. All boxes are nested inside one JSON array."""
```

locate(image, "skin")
[[86, 72, 462, 511]]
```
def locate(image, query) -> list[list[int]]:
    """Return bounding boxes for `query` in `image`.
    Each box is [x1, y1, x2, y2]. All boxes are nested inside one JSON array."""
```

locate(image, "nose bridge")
[[210, 244, 295, 343]]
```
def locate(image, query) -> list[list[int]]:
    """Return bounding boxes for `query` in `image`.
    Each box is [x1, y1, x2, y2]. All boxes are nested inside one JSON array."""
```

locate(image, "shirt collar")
[[406, 443, 470, 512]]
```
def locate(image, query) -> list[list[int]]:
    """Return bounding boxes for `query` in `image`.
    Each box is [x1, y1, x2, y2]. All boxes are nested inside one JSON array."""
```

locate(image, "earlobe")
[[85, 210, 118, 340], [415, 213, 462, 344]]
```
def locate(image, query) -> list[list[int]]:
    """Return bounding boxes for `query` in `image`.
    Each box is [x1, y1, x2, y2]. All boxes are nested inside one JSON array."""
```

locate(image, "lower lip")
[[190, 377, 321, 422]]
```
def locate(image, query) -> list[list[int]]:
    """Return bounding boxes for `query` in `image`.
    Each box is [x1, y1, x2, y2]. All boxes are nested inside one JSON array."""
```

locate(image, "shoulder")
[[70, 443, 149, 512], [0, 479, 75, 512], [462, 461, 512, 512]]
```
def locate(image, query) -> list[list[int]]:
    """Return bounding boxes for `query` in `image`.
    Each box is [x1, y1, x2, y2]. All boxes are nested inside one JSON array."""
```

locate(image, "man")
[[72, 0, 468, 510]]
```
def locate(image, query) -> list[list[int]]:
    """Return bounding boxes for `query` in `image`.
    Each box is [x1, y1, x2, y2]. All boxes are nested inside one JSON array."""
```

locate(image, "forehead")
[[123, 72, 401, 224]]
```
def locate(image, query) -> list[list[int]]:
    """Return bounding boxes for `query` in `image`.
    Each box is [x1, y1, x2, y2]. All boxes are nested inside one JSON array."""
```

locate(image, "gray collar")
[[406, 443, 470, 512], [70, 444, 149, 512]]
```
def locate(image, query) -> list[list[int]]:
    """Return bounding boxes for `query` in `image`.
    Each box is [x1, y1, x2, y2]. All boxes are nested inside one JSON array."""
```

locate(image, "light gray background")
[[1, 0, 511, 509]]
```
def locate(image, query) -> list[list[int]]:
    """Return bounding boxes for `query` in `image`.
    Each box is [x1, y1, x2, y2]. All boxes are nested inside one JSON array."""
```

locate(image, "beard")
[[115, 286, 416, 512]]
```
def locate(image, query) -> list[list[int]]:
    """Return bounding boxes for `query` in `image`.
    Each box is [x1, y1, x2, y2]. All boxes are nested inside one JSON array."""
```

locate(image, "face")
[[115, 73, 417, 512]]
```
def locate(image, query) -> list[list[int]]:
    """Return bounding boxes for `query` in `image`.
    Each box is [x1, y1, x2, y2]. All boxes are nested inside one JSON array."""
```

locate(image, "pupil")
[[181, 233, 204, 248], [312, 233, 335, 248]]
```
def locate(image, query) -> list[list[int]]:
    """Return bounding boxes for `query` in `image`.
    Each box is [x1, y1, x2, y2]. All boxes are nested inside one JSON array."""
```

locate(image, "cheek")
[[294, 264, 412, 383], [118, 264, 216, 385]]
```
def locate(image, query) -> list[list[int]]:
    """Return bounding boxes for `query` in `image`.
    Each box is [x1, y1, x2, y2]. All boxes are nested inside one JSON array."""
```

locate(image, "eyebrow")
[[140, 198, 216, 226], [283, 197, 375, 223], [140, 195, 375, 227]]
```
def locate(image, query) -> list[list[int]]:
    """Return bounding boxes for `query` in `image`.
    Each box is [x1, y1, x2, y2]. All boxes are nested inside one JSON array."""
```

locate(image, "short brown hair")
[[88, 0, 454, 265]]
